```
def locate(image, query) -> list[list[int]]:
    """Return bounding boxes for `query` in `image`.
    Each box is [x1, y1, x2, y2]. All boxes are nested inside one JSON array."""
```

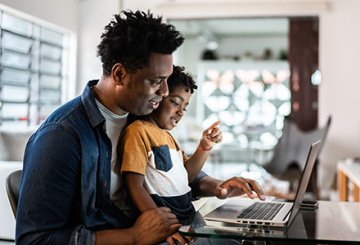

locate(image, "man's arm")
[[96, 207, 180, 245], [16, 125, 84, 244]]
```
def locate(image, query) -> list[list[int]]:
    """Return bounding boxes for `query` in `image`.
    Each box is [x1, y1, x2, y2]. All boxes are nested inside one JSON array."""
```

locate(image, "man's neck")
[[93, 78, 127, 116]]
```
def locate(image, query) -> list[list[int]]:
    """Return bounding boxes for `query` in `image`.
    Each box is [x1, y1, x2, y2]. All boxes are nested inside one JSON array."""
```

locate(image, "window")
[[0, 9, 72, 128]]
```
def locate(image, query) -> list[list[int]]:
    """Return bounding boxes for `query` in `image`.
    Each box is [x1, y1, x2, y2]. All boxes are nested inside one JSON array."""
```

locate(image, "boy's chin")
[[165, 124, 176, 130]]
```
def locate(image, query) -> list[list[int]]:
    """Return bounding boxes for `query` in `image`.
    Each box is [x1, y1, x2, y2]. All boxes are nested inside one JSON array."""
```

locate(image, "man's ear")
[[112, 63, 127, 85]]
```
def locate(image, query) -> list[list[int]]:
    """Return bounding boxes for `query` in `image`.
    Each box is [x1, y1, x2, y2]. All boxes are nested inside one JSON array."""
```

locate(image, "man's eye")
[[149, 79, 163, 86]]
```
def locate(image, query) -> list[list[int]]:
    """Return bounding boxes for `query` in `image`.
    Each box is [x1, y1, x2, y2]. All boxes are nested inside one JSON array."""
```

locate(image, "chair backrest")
[[264, 116, 332, 177], [5, 170, 23, 218]]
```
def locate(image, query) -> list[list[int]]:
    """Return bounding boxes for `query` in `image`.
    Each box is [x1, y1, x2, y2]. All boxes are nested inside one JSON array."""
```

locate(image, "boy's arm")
[[185, 146, 212, 182], [124, 172, 157, 212], [185, 121, 222, 182]]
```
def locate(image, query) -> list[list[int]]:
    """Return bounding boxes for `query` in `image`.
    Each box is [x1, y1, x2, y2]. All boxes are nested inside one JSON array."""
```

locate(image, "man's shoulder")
[[37, 96, 96, 138], [45, 97, 84, 125]]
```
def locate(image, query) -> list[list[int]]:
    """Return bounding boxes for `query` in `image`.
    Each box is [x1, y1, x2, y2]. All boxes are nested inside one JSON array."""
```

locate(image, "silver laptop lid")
[[286, 140, 321, 226]]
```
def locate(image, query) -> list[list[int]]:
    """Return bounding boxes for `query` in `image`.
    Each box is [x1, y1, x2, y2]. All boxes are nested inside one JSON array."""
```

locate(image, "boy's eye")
[[170, 100, 179, 106]]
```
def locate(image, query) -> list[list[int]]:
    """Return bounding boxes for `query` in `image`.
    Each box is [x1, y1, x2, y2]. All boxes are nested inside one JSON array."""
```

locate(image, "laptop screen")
[[286, 141, 321, 226]]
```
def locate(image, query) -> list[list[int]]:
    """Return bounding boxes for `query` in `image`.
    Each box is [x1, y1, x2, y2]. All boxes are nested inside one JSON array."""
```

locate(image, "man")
[[16, 10, 264, 245]]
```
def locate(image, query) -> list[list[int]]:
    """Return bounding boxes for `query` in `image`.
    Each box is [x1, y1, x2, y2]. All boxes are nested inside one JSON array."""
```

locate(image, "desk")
[[180, 197, 360, 244], [338, 159, 360, 202]]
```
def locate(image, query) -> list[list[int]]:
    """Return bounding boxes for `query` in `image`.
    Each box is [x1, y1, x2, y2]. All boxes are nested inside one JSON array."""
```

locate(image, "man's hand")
[[166, 231, 194, 245], [215, 177, 265, 200], [132, 207, 180, 245]]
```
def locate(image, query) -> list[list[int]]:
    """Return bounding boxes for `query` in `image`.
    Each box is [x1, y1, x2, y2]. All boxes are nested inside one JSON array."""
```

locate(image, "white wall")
[[77, 0, 121, 93], [319, 0, 360, 192], [0, 0, 78, 32], [123, 0, 163, 11]]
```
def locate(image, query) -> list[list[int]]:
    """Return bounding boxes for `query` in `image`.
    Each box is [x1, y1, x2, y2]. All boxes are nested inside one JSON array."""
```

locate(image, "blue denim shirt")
[[16, 80, 206, 245]]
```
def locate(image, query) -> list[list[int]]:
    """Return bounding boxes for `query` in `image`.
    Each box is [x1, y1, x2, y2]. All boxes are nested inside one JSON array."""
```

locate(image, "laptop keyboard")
[[237, 202, 285, 220]]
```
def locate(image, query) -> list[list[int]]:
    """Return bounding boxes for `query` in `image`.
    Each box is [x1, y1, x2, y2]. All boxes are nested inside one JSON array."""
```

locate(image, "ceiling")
[[168, 18, 288, 38]]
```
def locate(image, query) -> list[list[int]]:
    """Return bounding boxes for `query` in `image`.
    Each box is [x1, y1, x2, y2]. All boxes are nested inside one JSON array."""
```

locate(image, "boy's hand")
[[198, 120, 222, 150]]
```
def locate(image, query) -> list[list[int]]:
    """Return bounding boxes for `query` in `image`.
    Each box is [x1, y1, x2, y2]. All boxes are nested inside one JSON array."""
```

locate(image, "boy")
[[119, 66, 222, 244]]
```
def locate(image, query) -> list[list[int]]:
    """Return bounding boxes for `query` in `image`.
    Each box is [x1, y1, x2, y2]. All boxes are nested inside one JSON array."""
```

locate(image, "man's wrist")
[[197, 176, 222, 197], [128, 227, 140, 245]]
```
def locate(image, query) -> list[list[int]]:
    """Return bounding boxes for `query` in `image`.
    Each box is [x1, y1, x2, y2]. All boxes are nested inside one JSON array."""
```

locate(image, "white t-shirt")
[[95, 100, 128, 198]]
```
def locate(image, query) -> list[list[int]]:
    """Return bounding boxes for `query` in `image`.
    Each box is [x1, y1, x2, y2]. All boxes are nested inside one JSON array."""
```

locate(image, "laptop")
[[204, 141, 321, 228]]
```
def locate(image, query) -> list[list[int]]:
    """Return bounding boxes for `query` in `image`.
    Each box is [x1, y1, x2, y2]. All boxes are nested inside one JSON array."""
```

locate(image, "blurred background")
[[1, 0, 360, 241]]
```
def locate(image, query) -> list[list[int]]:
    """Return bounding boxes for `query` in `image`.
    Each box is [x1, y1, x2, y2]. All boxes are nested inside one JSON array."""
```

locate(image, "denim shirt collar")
[[81, 79, 105, 128]]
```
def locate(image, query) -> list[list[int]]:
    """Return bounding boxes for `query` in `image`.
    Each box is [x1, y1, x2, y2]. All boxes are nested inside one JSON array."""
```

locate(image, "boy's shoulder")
[[126, 119, 161, 134], [128, 119, 151, 128]]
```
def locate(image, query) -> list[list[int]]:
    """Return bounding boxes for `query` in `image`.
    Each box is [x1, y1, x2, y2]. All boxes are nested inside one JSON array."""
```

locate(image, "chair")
[[264, 116, 332, 198], [5, 170, 22, 218]]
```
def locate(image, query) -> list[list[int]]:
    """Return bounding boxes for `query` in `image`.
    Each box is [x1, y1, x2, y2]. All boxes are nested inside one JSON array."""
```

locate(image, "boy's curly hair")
[[168, 66, 197, 94], [97, 10, 184, 75]]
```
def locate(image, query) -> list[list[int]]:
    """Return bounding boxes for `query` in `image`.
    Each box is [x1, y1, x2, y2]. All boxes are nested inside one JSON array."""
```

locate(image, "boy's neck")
[[145, 115, 161, 128]]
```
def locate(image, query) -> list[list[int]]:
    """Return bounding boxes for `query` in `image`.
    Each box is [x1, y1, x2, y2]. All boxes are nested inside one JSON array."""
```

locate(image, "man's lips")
[[149, 100, 161, 109]]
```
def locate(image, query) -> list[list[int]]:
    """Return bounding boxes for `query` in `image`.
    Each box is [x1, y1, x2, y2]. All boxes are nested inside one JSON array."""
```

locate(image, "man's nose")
[[157, 80, 169, 97]]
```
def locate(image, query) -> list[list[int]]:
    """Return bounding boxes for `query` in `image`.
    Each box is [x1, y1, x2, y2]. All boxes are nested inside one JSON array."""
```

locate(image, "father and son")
[[16, 10, 265, 245]]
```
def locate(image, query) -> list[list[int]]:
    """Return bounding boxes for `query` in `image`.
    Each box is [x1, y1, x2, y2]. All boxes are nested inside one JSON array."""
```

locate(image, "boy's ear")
[[112, 63, 127, 85]]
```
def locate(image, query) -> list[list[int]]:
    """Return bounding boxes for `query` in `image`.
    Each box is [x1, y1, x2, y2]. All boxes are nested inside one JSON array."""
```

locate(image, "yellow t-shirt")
[[119, 120, 194, 224]]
